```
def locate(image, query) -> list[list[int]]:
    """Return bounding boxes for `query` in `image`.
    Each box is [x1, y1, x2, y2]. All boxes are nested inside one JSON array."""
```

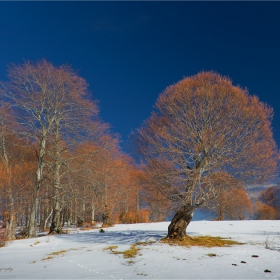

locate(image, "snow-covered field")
[[1, 220, 280, 279]]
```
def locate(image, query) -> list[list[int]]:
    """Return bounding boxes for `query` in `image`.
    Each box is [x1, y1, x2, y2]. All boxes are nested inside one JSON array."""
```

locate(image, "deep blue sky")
[[1, 2, 280, 152]]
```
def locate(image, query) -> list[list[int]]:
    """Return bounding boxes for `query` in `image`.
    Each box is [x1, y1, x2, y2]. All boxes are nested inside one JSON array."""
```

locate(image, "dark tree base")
[[167, 205, 195, 239], [49, 222, 62, 234]]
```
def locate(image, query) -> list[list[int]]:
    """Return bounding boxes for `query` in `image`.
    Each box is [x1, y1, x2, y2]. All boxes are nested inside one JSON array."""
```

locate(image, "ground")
[[0, 220, 280, 279]]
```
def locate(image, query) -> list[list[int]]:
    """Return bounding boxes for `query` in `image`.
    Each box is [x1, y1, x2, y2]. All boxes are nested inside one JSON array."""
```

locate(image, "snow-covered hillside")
[[1, 221, 280, 279]]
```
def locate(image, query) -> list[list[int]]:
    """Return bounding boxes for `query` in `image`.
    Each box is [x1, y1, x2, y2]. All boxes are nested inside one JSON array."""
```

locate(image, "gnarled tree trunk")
[[167, 204, 195, 239]]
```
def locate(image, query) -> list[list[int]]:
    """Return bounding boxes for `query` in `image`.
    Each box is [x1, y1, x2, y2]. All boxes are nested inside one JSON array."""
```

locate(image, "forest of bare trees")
[[0, 60, 166, 242], [0, 63, 279, 244]]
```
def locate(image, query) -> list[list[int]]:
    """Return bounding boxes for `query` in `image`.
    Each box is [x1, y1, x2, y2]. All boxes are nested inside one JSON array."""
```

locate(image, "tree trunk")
[[44, 209, 53, 230], [49, 197, 62, 234], [49, 124, 63, 234], [82, 196, 85, 222], [1, 135, 16, 240], [27, 195, 38, 238], [28, 135, 47, 238], [91, 198, 95, 222], [6, 193, 16, 240], [102, 204, 112, 226], [167, 204, 195, 239]]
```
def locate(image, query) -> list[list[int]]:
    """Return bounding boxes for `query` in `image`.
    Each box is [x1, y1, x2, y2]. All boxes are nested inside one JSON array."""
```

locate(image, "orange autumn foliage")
[[209, 188, 253, 220], [119, 209, 150, 224], [254, 201, 278, 220], [259, 186, 280, 216]]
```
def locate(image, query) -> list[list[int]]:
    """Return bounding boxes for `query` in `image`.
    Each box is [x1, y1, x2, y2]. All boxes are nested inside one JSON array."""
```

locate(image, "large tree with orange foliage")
[[136, 72, 278, 239]]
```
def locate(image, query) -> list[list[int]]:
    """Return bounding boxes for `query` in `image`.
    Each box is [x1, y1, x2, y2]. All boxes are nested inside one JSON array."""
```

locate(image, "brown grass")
[[207, 253, 217, 257], [103, 244, 141, 258], [42, 248, 77, 261], [103, 245, 118, 251], [161, 235, 243, 247], [122, 244, 141, 258], [48, 250, 67, 256], [41, 256, 53, 261]]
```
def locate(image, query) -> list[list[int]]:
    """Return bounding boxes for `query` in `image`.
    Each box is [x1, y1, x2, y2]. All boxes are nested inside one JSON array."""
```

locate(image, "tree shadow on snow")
[[54, 229, 195, 245]]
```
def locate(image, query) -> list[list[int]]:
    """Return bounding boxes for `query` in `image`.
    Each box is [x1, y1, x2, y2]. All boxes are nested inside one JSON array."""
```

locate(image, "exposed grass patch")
[[207, 253, 217, 257], [48, 249, 67, 256], [103, 245, 118, 251], [42, 248, 76, 261], [123, 244, 141, 258], [34, 240, 41, 245], [161, 235, 243, 247], [80, 226, 92, 231], [42, 249, 68, 261], [41, 256, 53, 261], [137, 273, 148, 276], [103, 244, 141, 259]]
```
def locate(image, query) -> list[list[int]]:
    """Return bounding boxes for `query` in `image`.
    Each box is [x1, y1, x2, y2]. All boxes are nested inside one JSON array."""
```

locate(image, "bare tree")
[[42, 63, 107, 234], [1, 60, 106, 236], [205, 186, 253, 220], [135, 72, 279, 239], [0, 101, 35, 239]]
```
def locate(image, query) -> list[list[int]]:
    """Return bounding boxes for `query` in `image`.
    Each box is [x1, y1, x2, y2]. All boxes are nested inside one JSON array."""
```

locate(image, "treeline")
[[0, 62, 279, 244], [203, 185, 280, 221], [0, 60, 170, 242]]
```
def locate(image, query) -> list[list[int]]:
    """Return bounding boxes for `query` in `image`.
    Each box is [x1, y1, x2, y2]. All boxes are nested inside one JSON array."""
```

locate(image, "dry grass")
[[41, 256, 54, 261], [161, 235, 243, 247], [103, 244, 141, 258], [207, 253, 217, 257], [122, 244, 141, 258], [103, 245, 119, 251], [80, 226, 92, 231], [100, 224, 114, 228], [48, 250, 67, 256], [42, 248, 76, 261]]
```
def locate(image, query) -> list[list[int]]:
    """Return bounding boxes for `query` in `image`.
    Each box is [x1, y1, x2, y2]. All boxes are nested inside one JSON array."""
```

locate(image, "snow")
[[1, 220, 280, 279]]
